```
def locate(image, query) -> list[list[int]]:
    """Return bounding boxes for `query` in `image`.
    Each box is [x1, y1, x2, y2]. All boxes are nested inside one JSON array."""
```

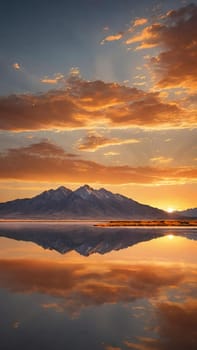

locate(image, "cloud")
[[69, 67, 81, 77], [100, 32, 124, 44], [0, 77, 195, 131], [150, 156, 173, 164], [0, 141, 196, 185], [41, 79, 58, 84], [0, 89, 84, 131], [133, 18, 148, 27], [133, 81, 146, 86], [125, 23, 162, 46], [104, 92, 194, 128], [126, 4, 197, 91], [12, 63, 21, 70], [77, 132, 140, 151], [41, 73, 65, 85], [101, 17, 148, 46], [104, 152, 120, 156]]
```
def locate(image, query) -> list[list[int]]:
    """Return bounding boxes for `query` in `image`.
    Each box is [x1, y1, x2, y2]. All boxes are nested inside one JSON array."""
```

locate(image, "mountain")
[[177, 208, 197, 218], [0, 184, 168, 219]]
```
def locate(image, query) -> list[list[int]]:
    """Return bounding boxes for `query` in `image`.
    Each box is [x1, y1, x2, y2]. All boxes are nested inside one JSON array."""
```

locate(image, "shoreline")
[[94, 220, 197, 227], [0, 219, 196, 227]]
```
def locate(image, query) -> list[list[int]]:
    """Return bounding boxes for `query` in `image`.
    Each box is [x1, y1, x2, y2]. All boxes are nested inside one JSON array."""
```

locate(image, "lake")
[[0, 222, 196, 350]]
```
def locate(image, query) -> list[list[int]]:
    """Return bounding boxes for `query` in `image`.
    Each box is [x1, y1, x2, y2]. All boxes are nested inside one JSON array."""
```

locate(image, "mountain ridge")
[[0, 185, 195, 219]]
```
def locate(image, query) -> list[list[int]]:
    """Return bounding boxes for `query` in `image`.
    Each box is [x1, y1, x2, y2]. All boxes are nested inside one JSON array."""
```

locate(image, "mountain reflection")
[[0, 222, 196, 256]]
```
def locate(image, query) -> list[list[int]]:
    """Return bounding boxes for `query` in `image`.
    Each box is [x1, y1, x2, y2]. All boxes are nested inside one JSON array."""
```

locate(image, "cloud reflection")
[[124, 299, 197, 350], [0, 258, 195, 317]]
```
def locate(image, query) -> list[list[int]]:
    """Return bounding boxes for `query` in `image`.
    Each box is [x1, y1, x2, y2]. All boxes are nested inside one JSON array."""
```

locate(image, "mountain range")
[[0, 185, 196, 219]]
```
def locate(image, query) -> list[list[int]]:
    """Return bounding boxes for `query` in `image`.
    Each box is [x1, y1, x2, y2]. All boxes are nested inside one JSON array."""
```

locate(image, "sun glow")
[[166, 207, 175, 213], [167, 234, 174, 240]]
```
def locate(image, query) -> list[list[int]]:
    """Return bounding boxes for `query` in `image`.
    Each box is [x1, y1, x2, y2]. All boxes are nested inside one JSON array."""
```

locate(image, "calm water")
[[0, 222, 196, 350]]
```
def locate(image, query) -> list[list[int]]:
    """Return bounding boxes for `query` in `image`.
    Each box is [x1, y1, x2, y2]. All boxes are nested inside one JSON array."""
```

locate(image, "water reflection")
[[1, 258, 195, 315], [124, 299, 197, 350], [0, 223, 196, 350], [0, 222, 196, 256]]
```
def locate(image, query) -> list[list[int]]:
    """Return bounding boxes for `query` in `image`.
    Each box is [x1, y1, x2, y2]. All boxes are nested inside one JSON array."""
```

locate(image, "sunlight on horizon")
[[167, 234, 174, 240], [166, 207, 176, 213]]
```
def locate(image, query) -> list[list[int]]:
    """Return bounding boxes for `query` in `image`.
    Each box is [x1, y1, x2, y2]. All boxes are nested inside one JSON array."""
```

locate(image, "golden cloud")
[[100, 32, 124, 44], [0, 77, 195, 131], [40, 73, 65, 85], [133, 18, 148, 27], [126, 23, 161, 45], [78, 132, 140, 151], [40, 79, 59, 84], [0, 141, 196, 185], [126, 4, 197, 91]]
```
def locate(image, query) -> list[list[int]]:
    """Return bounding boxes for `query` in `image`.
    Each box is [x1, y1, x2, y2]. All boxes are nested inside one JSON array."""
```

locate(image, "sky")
[[0, 0, 196, 210]]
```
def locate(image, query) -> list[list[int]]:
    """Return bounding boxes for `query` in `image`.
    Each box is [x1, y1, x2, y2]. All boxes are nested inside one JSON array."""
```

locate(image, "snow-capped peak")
[[74, 185, 94, 199], [36, 186, 72, 201]]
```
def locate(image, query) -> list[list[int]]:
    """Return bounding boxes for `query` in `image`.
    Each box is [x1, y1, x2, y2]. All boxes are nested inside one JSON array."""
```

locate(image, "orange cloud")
[[133, 18, 148, 27], [40, 79, 59, 84], [125, 23, 161, 45], [77, 132, 140, 151], [41, 73, 65, 84], [12, 62, 21, 70], [105, 93, 194, 128], [126, 4, 197, 91], [0, 141, 196, 185], [101, 32, 124, 44], [0, 78, 195, 131]]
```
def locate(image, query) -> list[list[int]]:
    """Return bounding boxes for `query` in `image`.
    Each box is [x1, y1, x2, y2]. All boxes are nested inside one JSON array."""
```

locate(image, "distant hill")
[[0, 184, 169, 219], [177, 208, 197, 218]]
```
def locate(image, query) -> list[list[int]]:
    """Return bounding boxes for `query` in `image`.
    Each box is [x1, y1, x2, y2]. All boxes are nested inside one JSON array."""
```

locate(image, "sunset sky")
[[0, 0, 196, 210]]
